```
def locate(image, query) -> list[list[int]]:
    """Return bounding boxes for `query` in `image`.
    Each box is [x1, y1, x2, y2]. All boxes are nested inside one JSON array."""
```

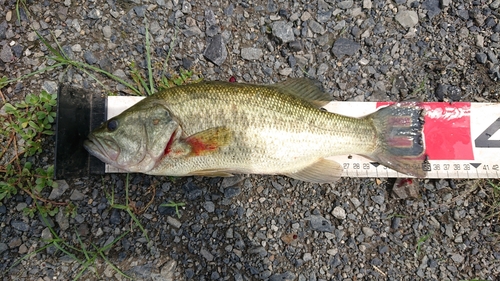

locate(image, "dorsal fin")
[[271, 78, 331, 108]]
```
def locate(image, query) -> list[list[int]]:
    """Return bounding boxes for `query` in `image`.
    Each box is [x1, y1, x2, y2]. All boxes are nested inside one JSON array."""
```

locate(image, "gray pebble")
[[272, 21, 295, 44], [288, 40, 303, 52], [109, 208, 122, 225], [331, 206, 346, 220], [0, 44, 14, 63], [203, 201, 215, 213], [241, 47, 263, 61], [362, 227, 375, 237], [88, 9, 102, 19], [371, 195, 385, 205], [70, 190, 85, 201], [270, 271, 295, 281], [451, 253, 464, 263], [42, 81, 58, 94], [11, 44, 23, 58], [48, 180, 70, 200], [395, 10, 419, 28], [0, 243, 8, 254], [182, 26, 203, 37], [331, 38, 361, 59], [309, 215, 333, 232], [476, 52, 487, 64], [457, 9, 469, 21], [422, 0, 441, 19], [102, 26, 112, 38], [11, 221, 30, 232], [337, 0, 353, 10], [308, 20, 325, 35], [203, 34, 227, 66], [200, 248, 214, 261], [224, 187, 241, 198], [55, 209, 69, 231], [167, 216, 182, 228], [134, 6, 147, 17], [487, 50, 498, 64]]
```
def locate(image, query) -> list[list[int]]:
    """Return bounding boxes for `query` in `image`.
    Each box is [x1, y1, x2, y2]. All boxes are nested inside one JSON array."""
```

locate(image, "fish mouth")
[[83, 135, 120, 164]]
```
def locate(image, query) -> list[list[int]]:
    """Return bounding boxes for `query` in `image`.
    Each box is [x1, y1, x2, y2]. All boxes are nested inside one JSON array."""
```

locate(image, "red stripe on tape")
[[376, 102, 474, 160]]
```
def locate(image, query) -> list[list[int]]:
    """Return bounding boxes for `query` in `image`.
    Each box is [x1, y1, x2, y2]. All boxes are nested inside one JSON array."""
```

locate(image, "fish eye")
[[107, 119, 118, 131]]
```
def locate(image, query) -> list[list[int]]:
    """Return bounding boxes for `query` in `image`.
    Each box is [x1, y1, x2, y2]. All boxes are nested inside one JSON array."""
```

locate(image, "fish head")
[[84, 99, 180, 172]]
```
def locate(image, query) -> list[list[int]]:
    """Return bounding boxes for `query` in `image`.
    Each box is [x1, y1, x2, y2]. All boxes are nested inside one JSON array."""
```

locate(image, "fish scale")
[[150, 82, 378, 175]]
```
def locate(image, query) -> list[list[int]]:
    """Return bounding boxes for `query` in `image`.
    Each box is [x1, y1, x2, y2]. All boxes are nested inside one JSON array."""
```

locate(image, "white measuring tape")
[[106, 97, 500, 179]]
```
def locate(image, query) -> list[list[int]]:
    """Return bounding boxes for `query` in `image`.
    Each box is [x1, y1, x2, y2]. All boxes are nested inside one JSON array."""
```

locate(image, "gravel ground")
[[1, 0, 500, 280]]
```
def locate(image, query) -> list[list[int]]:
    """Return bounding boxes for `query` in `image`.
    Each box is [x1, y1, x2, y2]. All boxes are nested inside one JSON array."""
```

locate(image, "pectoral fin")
[[284, 158, 342, 183], [185, 126, 233, 156]]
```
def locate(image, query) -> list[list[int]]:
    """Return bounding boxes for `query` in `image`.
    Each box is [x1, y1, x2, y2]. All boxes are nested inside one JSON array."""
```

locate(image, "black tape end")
[[55, 84, 105, 179]]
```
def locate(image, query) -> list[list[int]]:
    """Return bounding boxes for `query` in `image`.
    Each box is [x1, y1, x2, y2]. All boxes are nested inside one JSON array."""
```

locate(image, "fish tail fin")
[[368, 102, 427, 177]]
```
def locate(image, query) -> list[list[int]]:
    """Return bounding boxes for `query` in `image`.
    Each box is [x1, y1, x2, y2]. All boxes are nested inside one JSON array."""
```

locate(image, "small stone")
[[71, 44, 82, 52], [241, 47, 263, 61], [317, 63, 329, 75], [181, 1, 191, 13], [435, 83, 448, 101], [224, 187, 241, 198], [42, 81, 58, 94], [167, 216, 182, 228], [203, 34, 227, 66], [392, 178, 419, 199], [270, 271, 295, 281], [182, 26, 203, 37], [451, 253, 464, 263], [0, 44, 14, 63], [449, 86, 461, 102], [491, 0, 500, 9], [70, 190, 85, 201], [475, 52, 487, 64], [11, 221, 30, 232], [200, 248, 214, 261], [203, 201, 215, 213], [55, 209, 69, 230], [395, 10, 419, 28], [109, 208, 122, 225], [363, 0, 372, 9], [331, 38, 361, 59], [88, 9, 102, 19], [279, 68, 293, 76], [338, 0, 353, 9], [48, 180, 69, 200], [102, 26, 112, 38], [134, 5, 147, 17], [487, 50, 498, 64], [310, 215, 333, 232], [83, 51, 98, 64], [0, 243, 8, 254], [331, 206, 346, 220], [308, 20, 325, 34], [423, 0, 441, 19], [272, 21, 295, 44], [112, 69, 127, 78], [8, 237, 22, 248], [288, 40, 303, 52], [362, 227, 375, 237], [41, 227, 52, 240], [371, 195, 385, 205], [457, 9, 469, 21], [303, 253, 313, 262], [301, 11, 311, 22]]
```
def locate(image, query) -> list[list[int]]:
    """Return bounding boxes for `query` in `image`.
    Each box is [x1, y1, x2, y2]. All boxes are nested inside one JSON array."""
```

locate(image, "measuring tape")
[[104, 97, 500, 179]]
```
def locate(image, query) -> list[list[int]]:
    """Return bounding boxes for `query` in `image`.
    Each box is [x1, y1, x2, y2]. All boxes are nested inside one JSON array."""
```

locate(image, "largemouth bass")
[[84, 78, 426, 182]]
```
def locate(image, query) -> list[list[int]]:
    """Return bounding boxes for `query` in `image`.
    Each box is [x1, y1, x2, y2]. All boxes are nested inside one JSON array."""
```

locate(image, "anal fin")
[[284, 158, 342, 183], [188, 169, 234, 177]]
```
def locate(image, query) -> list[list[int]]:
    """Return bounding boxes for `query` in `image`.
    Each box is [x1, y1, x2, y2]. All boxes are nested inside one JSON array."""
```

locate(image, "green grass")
[[160, 200, 186, 218], [1, 7, 199, 278], [415, 232, 432, 257], [107, 173, 150, 241]]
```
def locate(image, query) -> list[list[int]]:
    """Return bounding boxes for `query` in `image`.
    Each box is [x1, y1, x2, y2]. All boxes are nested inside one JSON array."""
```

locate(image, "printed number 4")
[[475, 118, 500, 148]]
